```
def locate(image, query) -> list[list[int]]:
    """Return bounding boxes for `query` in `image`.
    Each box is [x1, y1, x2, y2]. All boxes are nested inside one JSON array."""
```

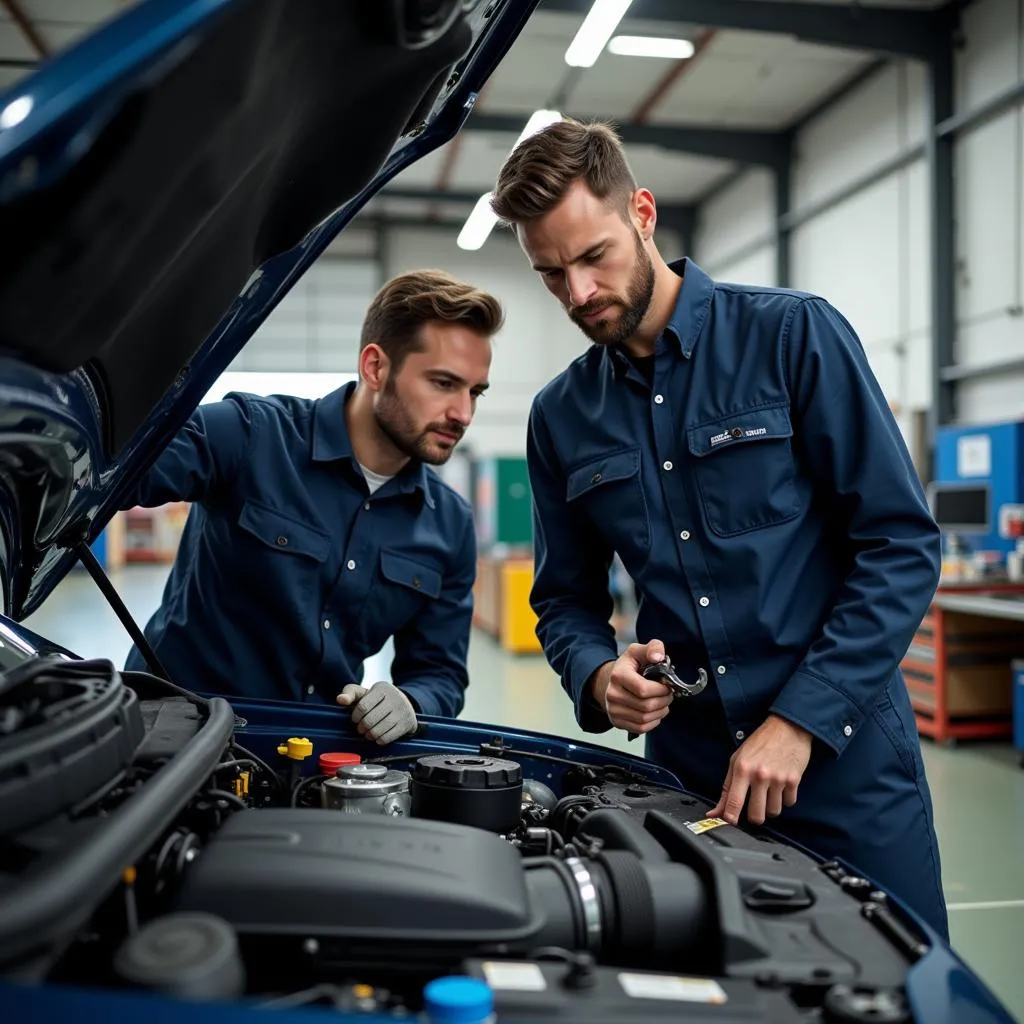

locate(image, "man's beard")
[[570, 232, 656, 346], [374, 377, 463, 466]]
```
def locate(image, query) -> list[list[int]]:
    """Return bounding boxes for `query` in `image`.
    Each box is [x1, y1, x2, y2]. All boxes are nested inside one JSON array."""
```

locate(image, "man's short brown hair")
[[360, 269, 504, 370], [490, 118, 637, 224]]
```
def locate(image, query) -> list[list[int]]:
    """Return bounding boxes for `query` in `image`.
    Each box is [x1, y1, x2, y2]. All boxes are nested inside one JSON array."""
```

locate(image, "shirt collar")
[[606, 257, 714, 377], [312, 380, 436, 509]]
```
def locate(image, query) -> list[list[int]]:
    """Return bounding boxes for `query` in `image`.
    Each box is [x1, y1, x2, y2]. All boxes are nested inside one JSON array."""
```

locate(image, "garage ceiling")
[[0, 0, 951, 224]]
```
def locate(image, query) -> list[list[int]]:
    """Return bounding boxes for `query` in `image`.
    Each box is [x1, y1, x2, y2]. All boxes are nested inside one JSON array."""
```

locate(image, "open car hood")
[[0, 0, 536, 620]]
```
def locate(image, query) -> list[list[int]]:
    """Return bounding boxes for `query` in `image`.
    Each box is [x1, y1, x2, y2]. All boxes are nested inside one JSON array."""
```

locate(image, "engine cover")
[[174, 809, 539, 943]]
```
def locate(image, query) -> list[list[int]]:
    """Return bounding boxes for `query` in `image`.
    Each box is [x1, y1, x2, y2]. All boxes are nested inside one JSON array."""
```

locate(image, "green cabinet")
[[474, 457, 533, 551]]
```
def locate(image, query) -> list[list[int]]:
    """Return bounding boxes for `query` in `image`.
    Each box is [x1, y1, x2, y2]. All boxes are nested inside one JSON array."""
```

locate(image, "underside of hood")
[[0, 0, 536, 620]]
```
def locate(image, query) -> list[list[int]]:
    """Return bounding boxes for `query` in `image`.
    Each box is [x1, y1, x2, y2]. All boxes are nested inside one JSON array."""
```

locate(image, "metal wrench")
[[627, 657, 709, 741]]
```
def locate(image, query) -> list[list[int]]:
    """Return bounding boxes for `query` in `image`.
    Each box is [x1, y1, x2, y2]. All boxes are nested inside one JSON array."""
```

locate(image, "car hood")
[[0, 0, 535, 620]]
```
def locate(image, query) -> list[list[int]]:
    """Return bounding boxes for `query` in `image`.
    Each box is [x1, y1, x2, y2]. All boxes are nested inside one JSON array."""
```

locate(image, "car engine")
[[0, 657, 928, 1022]]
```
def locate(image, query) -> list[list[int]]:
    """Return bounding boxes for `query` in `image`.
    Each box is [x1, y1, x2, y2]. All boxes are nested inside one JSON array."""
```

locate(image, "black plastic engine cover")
[[175, 809, 541, 942]]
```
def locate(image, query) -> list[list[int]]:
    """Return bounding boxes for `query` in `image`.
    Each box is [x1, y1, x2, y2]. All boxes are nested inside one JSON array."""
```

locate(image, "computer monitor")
[[928, 482, 991, 534]]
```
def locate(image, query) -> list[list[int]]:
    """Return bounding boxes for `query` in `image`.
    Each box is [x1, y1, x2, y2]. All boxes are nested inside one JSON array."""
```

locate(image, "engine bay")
[[0, 657, 930, 1022]]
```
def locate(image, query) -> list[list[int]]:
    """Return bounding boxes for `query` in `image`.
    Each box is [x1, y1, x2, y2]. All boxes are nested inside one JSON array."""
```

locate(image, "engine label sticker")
[[619, 973, 728, 1003], [686, 817, 727, 834], [482, 961, 547, 992]]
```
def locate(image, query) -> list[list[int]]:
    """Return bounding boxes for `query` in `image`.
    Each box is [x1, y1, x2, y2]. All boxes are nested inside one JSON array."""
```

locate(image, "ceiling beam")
[[467, 111, 787, 168], [0, 0, 49, 59], [539, 0, 955, 62], [377, 186, 696, 220]]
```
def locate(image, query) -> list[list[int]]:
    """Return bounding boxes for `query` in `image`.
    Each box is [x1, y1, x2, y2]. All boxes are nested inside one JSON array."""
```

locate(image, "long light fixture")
[[457, 109, 563, 251], [608, 35, 695, 59], [564, 0, 632, 68]]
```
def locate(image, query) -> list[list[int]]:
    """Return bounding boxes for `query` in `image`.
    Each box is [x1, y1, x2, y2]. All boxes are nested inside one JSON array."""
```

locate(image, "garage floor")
[[21, 564, 1024, 1020]]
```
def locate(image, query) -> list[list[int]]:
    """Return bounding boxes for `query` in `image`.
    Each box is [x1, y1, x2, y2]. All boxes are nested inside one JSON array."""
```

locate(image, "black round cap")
[[412, 754, 522, 789], [114, 912, 245, 1001]]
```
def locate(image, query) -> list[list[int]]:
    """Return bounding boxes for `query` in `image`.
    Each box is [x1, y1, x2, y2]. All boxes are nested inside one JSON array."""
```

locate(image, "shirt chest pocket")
[[238, 501, 332, 561], [364, 550, 443, 640], [687, 403, 801, 538], [566, 446, 650, 551]]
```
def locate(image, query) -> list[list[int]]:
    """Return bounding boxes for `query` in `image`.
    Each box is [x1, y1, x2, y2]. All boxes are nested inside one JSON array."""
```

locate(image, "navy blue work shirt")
[[527, 258, 941, 758], [123, 381, 476, 717]]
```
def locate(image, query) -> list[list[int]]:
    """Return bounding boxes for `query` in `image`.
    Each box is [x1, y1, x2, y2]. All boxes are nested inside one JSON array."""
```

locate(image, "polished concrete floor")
[[22, 564, 1024, 1020]]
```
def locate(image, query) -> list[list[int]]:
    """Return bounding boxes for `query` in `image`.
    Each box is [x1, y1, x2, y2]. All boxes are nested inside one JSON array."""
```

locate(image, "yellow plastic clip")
[[276, 737, 313, 761], [233, 771, 250, 798]]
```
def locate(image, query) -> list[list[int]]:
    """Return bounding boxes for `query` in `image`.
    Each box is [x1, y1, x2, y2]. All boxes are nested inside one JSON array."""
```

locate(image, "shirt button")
[[276, 535, 288, 547], [717, 665, 726, 675], [347, 559, 356, 570], [654, 394, 664, 404], [307, 685, 315, 695], [843, 724, 853, 737], [364, 502, 370, 511], [730, 427, 743, 439], [591, 472, 602, 484], [323, 619, 330, 630], [663, 460, 673, 471], [680, 530, 690, 541], [699, 596, 710, 607], [735, 730, 745, 741]]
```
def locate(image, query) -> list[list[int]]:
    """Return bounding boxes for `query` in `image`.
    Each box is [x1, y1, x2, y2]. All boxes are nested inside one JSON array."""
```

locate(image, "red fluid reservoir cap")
[[319, 752, 362, 775]]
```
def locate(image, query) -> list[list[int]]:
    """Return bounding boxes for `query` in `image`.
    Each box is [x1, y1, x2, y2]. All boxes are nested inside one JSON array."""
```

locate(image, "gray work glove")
[[336, 682, 417, 745]]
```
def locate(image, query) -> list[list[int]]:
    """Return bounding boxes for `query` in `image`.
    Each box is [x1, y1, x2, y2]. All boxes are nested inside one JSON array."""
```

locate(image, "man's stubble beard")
[[570, 231, 656, 346], [373, 376, 461, 467]]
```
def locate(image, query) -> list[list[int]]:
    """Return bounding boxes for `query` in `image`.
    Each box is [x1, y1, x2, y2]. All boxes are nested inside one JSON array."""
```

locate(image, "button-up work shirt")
[[122, 382, 475, 717], [526, 258, 940, 758]]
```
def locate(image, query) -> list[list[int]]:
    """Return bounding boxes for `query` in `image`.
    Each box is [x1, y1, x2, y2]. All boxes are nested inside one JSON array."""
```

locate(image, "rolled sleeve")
[[773, 298, 940, 756], [527, 398, 618, 733], [390, 511, 476, 719]]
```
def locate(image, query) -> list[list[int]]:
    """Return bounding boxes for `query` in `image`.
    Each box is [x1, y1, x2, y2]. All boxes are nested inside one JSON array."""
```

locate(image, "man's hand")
[[336, 682, 417, 745], [590, 640, 674, 735], [709, 715, 813, 826]]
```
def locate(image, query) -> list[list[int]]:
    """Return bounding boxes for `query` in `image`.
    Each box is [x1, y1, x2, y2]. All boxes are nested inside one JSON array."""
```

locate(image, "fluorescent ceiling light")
[[457, 192, 499, 252], [565, 0, 632, 68], [608, 35, 695, 59], [457, 110, 563, 251]]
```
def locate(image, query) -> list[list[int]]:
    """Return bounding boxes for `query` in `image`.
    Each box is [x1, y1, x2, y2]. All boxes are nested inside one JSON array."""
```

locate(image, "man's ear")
[[632, 187, 657, 241], [359, 343, 390, 392]]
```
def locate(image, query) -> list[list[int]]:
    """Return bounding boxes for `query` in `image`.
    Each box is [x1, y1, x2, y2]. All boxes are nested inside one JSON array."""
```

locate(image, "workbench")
[[901, 582, 1024, 746]]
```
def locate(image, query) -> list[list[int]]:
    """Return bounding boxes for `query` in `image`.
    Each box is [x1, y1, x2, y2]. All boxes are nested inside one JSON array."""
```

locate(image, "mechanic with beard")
[[122, 270, 503, 745], [489, 119, 949, 939]]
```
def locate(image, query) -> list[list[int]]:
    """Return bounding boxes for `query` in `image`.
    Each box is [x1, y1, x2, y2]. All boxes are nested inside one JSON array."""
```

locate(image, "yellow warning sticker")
[[686, 817, 727, 835]]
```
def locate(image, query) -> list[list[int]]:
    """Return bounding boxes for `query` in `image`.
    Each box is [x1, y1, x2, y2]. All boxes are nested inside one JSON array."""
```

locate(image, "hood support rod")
[[75, 541, 170, 681]]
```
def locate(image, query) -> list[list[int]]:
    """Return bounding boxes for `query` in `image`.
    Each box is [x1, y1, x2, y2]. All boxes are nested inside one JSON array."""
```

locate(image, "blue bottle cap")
[[423, 976, 494, 1023]]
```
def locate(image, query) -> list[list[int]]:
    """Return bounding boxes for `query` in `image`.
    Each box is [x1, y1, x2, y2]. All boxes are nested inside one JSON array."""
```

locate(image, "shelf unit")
[[901, 583, 1024, 746]]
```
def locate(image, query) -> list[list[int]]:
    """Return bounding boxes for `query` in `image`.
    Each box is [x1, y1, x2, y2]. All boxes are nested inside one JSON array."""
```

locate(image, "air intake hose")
[[522, 851, 710, 967]]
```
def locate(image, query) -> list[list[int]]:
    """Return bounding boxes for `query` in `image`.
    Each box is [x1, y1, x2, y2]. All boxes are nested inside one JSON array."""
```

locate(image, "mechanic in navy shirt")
[[490, 120, 948, 939], [123, 269, 503, 745]]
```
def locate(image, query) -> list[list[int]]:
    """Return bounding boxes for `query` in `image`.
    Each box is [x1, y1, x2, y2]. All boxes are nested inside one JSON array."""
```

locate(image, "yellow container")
[[500, 560, 542, 654]]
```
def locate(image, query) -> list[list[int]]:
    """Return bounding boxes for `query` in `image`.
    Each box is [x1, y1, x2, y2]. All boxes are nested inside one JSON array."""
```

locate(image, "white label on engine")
[[618, 973, 727, 1003], [482, 961, 547, 991]]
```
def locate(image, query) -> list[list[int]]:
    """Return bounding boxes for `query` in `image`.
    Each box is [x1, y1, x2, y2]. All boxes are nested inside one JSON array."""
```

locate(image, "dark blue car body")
[[0, 2, 1015, 1022]]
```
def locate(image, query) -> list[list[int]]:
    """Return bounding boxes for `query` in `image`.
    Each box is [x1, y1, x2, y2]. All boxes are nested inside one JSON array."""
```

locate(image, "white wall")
[[693, 0, 1024, 433], [228, 256, 380, 373], [695, 169, 777, 286], [381, 226, 597, 457]]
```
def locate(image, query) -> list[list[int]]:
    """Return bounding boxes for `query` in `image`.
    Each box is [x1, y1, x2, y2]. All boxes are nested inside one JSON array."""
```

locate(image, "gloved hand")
[[336, 682, 418, 745]]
